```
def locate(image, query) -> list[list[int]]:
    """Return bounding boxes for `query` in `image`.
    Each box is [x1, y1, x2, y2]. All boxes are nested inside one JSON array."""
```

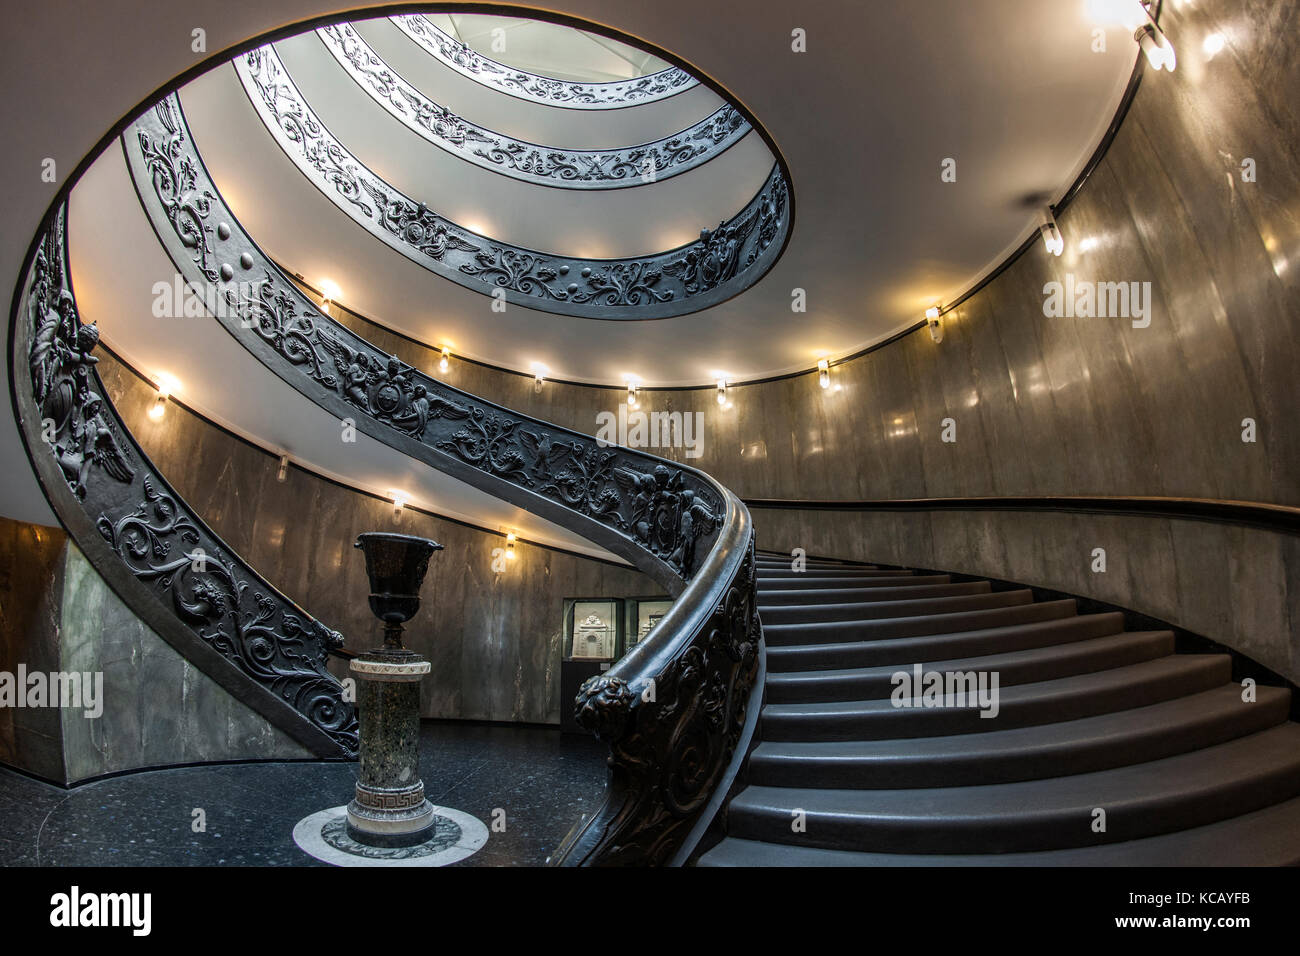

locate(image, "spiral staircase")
[[13, 11, 781, 865], [7, 3, 1295, 868]]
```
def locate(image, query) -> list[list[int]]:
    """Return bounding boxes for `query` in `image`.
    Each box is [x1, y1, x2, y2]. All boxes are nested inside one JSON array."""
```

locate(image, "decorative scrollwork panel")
[[126, 96, 727, 584], [232, 48, 789, 320], [390, 14, 697, 110], [317, 23, 749, 190], [15, 207, 357, 757]]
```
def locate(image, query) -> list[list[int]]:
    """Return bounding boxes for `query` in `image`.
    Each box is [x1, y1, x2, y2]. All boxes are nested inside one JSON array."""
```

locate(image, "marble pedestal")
[[346, 651, 435, 847]]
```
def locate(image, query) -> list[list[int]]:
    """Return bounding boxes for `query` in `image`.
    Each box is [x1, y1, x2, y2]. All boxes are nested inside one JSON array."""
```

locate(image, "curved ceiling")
[[170, 3, 1134, 386], [313, 23, 748, 190], [2, 0, 1141, 527], [241, 30, 776, 257], [418, 12, 674, 84]]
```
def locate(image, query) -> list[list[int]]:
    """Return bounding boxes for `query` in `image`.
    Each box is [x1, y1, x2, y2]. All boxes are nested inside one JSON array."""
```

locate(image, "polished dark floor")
[[0, 723, 608, 866]]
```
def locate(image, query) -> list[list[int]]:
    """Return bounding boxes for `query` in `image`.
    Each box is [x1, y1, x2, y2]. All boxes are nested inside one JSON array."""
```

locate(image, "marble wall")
[[0, 515, 310, 784], [752, 508, 1299, 686], [95, 355, 661, 726], [0, 517, 67, 780]]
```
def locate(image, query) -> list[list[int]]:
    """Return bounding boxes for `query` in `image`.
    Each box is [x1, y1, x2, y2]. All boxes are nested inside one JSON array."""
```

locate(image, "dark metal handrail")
[[10, 208, 358, 758]]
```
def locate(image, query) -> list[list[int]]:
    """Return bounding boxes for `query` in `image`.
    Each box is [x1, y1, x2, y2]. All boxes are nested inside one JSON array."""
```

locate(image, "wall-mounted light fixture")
[[532, 363, 548, 391], [277, 454, 290, 482], [1040, 207, 1064, 257], [389, 490, 406, 522], [506, 531, 517, 560], [627, 380, 639, 408], [147, 374, 178, 421], [1135, 6, 1176, 72], [926, 306, 944, 344], [319, 280, 341, 315], [716, 378, 728, 406], [817, 359, 831, 389], [439, 347, 451, 373], [1089, 0, 1175, 71]]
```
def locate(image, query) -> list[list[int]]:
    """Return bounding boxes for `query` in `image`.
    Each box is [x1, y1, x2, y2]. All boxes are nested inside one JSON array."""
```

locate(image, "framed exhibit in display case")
[[564, 598, 621, 661], [626, 597, 673, 650]]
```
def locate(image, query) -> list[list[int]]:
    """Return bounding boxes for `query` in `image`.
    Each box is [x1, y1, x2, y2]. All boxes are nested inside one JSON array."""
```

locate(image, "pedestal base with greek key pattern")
[[346, 653, 435, 848]]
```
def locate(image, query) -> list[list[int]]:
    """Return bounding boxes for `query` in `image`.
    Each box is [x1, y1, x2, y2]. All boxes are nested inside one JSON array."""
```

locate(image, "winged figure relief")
[[518, 429, 581, 480], [57, 391, 135, 498]]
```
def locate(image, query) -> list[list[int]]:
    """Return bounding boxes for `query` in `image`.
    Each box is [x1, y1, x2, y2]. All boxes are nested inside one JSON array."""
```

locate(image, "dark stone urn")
[[347, 532, 443, 847]]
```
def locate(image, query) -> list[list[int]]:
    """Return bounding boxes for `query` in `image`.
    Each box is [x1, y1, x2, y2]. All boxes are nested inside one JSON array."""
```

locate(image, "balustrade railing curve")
[[10, 207, 358, 758], [118, 93, 765, 864]]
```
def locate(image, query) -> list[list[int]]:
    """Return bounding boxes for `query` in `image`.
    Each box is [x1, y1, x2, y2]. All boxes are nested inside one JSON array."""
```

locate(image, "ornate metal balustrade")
[[390, 14, 698, 110], [317, 23, 749, 190], [124, 94, 764, 865], [10, 208, 357, 758], [233, 48, 789, 320]]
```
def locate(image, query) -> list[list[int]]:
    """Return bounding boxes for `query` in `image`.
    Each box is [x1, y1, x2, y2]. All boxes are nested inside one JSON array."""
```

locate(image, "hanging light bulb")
[[926, 306, 944, 344], [716, 378, 728, 406], [1040, 207, 1064, 257], [439, 347, 450, 373], [817, 359, 830, 389], [1136, 22, 1176, 71]]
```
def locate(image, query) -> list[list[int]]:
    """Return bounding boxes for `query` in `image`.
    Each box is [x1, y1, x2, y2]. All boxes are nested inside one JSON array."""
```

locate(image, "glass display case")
[[626, 597, 673, 650], [563, 598, 621, 661]]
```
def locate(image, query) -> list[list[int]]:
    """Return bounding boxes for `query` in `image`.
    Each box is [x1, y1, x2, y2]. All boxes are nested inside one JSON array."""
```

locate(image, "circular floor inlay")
[[293, 805, 489, 867]]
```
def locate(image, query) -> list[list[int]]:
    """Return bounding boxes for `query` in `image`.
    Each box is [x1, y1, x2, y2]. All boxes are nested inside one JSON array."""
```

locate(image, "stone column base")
[[346, 790, 436, 847], [347, 654, 433, 847]]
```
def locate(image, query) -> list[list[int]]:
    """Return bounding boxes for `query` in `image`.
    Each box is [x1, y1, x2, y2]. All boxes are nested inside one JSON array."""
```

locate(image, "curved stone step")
[[750, 683, 1290, 787], [755, 558, 875, 570], [766, 627, 1167, 703], [726, 723, 1300, 853], [758, 577, 956, 603], [758, 576, 925, 592], [760, 589, 1031, 626], [765, 600, 1083, 659], [758, 569, 917, 584], [698, 793, 1300, 865], [760, 654, 1231, 741]]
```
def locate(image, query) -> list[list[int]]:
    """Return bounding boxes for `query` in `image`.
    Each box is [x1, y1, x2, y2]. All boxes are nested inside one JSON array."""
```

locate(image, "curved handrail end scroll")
[[549, 496, 762, 866]]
